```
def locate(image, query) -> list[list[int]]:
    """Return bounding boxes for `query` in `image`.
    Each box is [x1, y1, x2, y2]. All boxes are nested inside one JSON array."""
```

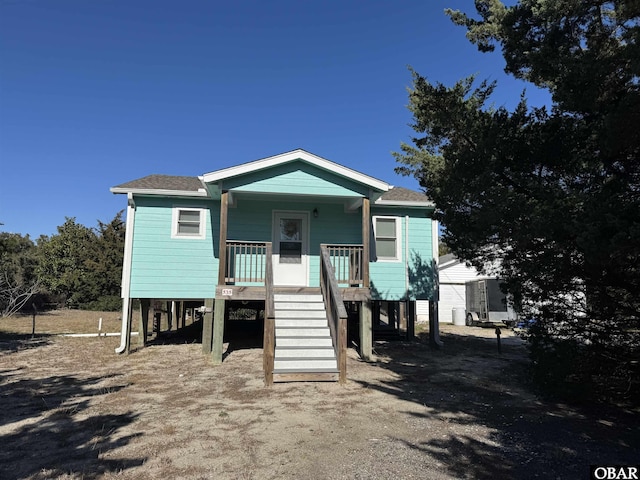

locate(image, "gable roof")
[[110, 151, 432, 207], [375, 186, 434, 207], [110, 174, 207, 196], [201, 149, 391, 192]]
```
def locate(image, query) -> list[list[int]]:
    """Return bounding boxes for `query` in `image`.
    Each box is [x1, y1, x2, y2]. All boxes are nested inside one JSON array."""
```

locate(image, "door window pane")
[[279, 218, 302, 263], [280, 219, 301, 241]]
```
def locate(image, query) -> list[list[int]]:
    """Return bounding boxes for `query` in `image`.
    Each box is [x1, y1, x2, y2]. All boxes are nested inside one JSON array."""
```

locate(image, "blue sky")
[[0, 0, 549, 239]]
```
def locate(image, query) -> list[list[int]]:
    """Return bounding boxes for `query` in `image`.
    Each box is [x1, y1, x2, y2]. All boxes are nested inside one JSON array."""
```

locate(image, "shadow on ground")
[[0, 369, 144, 479], [0, 333, 52, 354], [356, 329, 640, 479], [141, 318, 263, 359]]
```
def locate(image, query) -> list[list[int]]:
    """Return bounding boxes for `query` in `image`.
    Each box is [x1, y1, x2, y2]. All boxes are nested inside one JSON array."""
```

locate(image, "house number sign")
[[222, 288, 233, 296]]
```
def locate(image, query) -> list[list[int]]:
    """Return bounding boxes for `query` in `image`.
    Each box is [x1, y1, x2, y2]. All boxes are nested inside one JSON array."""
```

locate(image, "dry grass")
[[0, 313, 638, 480], [0, 310, 124, 336]]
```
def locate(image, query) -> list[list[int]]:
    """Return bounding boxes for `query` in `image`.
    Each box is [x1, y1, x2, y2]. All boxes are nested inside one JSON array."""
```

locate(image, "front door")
[[272, 211, 309, 286]]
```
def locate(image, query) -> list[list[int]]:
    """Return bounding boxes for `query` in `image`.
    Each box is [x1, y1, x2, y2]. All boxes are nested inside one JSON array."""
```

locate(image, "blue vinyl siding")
[[124, 172, 435, 300], [125, 192, 435, 300], [369, 208, 435, 301], [129, 197, 219, 298], [222, 162, 369, 197]]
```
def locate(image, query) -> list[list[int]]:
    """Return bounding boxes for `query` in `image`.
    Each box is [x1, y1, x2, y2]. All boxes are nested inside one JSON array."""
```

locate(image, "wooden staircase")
[[272, 293, 339, 382]]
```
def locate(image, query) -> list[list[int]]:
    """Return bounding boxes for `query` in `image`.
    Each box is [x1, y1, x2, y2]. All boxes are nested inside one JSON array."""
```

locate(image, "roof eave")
[[374, 199, 435, 208], [110, 187, 209, 197]]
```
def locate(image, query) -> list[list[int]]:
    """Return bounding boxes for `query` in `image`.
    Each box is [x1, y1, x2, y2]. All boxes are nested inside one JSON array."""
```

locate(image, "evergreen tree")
[[37, 212, 124, 310], [395, 1, 639, 402]]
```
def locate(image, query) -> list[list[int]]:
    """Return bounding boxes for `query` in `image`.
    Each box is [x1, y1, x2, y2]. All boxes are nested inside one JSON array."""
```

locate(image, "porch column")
[[362, 197, 370, 288], [212, 298, 226, 365], [359, 301, 373, 361], [201, 298, 214, 354], [139, 299, 150, 347], [218, 191, 229, 286]]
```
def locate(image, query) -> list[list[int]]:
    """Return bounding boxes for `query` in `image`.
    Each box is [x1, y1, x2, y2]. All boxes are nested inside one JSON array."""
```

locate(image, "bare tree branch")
[[0, 271, 41, 317]]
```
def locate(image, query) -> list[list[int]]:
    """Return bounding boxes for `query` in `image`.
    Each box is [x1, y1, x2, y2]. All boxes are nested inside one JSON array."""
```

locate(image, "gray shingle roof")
[[379, 186, 431, 203], [113, 175, 203, 192], [113, 176, 432, 206]]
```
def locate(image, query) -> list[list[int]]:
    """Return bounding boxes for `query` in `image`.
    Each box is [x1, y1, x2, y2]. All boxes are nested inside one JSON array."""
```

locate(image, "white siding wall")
[[417, 259, 483, 323]]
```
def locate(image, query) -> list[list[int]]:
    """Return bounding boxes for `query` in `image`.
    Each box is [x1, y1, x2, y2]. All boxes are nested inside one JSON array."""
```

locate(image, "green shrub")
[[81, 295, 123, 312]]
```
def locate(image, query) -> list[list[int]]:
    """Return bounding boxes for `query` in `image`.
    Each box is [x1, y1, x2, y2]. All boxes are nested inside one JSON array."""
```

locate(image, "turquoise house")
[[111, 149, 438, 383]]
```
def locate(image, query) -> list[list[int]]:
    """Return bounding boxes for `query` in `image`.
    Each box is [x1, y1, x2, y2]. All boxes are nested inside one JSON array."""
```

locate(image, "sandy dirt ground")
[[1, 312, 638, 479]]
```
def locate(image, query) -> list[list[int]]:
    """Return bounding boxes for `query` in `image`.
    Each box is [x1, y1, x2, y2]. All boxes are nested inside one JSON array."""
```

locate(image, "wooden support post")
[[212, 298, 226, 365], [388, 302, 397, 329], [373, 301, 381, 326], [338, 313, 348, 384], [399, 301, 407, 334], [407, 300, 416, 340], [218, 191, 229, 286], [166, 301, 173, 331], [359, 301, 373, 361], [139, 299, 150, 347], [429, 300, 444, 349], [174, 301, 181, 330], [179, 301, 186, 328], [152, 300, 160, 334], [361, 198, 370, 288], [263, 312, 275, 386], [201, 298, 214, 354]]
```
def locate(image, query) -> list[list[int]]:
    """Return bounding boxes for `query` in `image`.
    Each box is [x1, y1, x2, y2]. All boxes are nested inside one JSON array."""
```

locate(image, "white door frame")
[[272, 210, 310, 286]]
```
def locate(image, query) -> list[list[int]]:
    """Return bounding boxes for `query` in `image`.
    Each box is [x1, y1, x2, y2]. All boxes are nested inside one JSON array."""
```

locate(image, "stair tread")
[[276, 335, 331, 340], [276, 345, 334, 350], [276, 338, 333, 346], [275, 356, 336, 361], [273, 368, 340, 374], [276, 325, 328, 328], [275, 306, 324, 309]]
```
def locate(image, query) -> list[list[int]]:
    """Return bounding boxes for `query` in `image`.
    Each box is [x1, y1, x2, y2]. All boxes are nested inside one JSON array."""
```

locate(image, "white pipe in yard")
[[62, 332, 139, 338]]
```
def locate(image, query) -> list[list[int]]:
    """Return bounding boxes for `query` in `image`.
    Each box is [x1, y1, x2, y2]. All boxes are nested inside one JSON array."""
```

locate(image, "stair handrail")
[[263, 242, 275, 386], [320, 244, 348, 384]]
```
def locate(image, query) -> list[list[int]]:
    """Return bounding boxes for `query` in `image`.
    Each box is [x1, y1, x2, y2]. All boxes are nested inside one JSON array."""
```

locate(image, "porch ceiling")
[[225, 190, 365, 210]]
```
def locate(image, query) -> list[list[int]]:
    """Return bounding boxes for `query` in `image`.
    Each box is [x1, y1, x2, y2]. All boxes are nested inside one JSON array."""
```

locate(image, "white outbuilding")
[[417, 253, 488, 324]]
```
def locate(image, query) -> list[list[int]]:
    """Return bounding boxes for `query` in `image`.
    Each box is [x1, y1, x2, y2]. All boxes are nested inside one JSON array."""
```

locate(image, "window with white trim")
[[373, 216, 401, 261], [172, 207, 206, 239]]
